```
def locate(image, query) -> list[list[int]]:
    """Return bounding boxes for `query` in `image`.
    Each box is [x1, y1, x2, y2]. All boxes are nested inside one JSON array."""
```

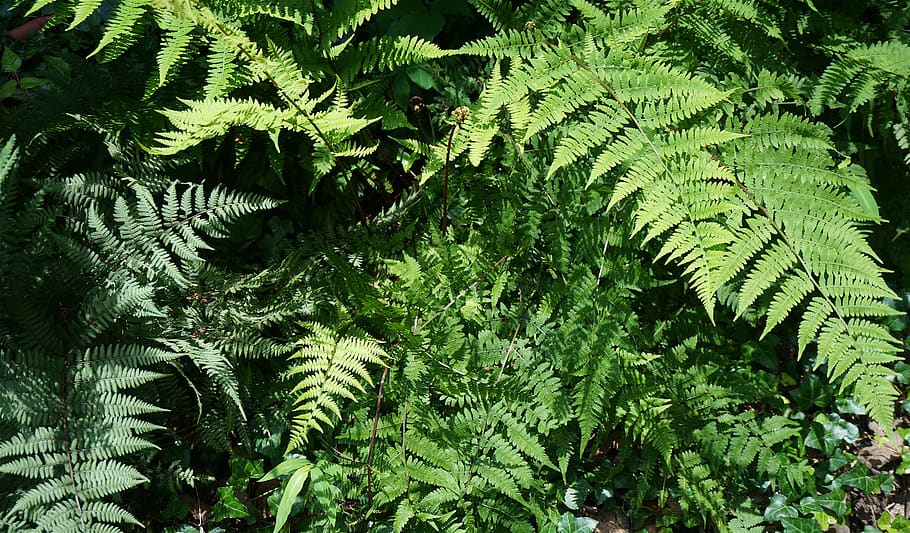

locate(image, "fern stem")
[[366, 364, 389, 506], [441, 120, 458, 233], [59, 358, 87, 532], [413, 255, 509, 333]]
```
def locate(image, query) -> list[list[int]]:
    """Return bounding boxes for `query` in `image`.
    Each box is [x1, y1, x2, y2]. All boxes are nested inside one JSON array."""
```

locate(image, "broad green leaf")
[[212, 486, 254, 520], [17, 77, 47, 89], [764, 494, 799, 521], [260, 457, 312, 481], [556, 512, 598, 533], [849, 182, 880, 219], [1, 48, 21, 73], [273, 464, 311, 533], [780, 516, 822, 533], [0, 80, 17, 100], [406, 65, 437, 90]]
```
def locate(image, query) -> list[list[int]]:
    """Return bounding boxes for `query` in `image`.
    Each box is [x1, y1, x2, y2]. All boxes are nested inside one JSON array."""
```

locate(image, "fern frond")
[[89, 0, 151, 60], [155, 9, 197, 89], [810, 40, 910, 114], [339, 35, 449, 77], [286, 322, 386, 451]]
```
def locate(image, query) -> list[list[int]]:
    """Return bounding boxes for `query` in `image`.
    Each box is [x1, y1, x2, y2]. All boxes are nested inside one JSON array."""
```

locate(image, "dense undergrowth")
[[1, 0, 909, 531]]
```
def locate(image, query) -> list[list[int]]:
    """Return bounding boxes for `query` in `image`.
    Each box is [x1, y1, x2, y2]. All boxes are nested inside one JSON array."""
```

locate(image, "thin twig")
[[413, 255, 509, 334], [495, 312, 524, 384], [366, 365, 389, 506], [593, 229, 611, 315], [441, 122, 457, 232]]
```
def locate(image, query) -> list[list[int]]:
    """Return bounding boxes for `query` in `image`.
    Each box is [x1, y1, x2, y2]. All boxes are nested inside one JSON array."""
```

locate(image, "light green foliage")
[[810, 40, 910, 114], [286, 322, 386, 451], [460, 0, 902, 430]]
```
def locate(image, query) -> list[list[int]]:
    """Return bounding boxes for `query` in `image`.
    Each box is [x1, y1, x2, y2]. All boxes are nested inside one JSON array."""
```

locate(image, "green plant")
[[0, 133, 274, 531], [3, 0, 910, 531]]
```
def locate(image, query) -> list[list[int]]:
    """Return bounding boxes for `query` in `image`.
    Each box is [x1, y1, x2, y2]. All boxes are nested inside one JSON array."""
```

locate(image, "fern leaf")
[[67, 0, 103, 30], [155, 10, 196, 88], [89, 0, 150, 59], [286, 323, 386, 451]]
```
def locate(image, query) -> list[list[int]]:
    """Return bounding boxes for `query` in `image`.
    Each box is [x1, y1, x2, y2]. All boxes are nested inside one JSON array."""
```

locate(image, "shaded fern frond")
[[810, 40, 910, 114]]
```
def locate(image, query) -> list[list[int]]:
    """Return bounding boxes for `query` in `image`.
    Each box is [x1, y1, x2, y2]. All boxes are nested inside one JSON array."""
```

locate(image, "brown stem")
[[60, 359, 86, 532], [441, 122, 458, 233], [366, 365, 389, 506]]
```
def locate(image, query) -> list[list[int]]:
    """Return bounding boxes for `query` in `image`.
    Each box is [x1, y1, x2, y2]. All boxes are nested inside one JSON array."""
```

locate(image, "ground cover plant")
[[0, 0, 909, 531]]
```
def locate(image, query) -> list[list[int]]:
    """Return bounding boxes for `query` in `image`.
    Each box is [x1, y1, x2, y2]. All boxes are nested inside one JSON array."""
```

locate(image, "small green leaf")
[[406, 65, 437, 90], [17, 76, 46, 89], [260, 457, 311, 482], [791, 374, 832, 410], [849, 182, 880, 219], [780, 516, 822, 533], [2, 48, 22, 73], [814, 489, 848, 518], [556, 512, 598, 533], [213, 487, 254, 520], [836, 465, 891, 494], [765, 494, 799, 521], [835, 397, 867, 415], [0, 80, 17, 100]]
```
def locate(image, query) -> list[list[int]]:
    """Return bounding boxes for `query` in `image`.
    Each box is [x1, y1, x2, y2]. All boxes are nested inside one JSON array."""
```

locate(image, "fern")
[[286, 322, 386, 451], [810, 40, 910, 114], [0, 133, 276, 530], [7, 1, 910, 530], [462, 1, 903, 430]]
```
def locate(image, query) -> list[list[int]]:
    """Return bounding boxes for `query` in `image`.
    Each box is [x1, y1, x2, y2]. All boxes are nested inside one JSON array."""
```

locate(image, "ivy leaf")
[[836, 465, 893, 494], [556, 512, 598, 533], [780, 517, 822, 533], [813, 489, 848, 518], [228, 455, 264, 491], [828, 449, 851, 471], [805, 415, 859, 454], [835, 397, 867, 415], [791, 374, 832, 410], [765, 494, 799, 521], [406, 65, 437, 90], [212, 487, 254, 520]]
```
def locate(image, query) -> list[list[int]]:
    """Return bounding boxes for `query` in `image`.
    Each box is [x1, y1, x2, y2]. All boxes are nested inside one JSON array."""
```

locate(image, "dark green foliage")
[[0, 134, 274, 531]]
